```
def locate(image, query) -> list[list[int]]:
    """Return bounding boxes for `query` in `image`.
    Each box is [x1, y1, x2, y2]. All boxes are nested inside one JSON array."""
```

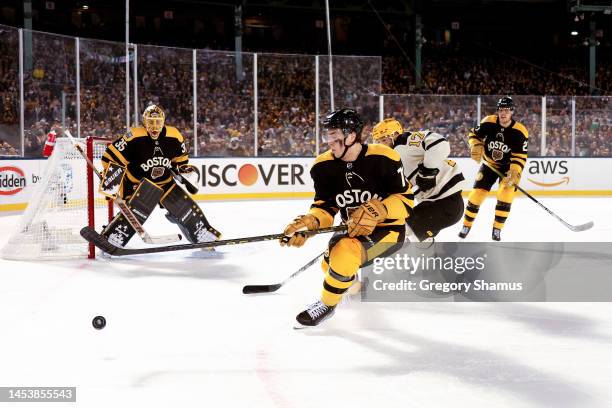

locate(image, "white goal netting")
[[1, 137, 113, 260]]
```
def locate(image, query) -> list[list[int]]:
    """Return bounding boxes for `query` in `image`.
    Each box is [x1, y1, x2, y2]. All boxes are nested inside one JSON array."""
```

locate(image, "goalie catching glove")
[[347, 199, 387, 237], [280, 214, 319, 247]]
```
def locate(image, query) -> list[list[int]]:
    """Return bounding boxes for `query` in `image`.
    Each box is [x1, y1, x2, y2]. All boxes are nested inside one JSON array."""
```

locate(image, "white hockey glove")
[[177, 164, 200, 194]]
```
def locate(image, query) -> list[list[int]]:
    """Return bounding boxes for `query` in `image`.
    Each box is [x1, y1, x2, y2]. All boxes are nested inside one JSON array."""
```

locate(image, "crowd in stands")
[[79, 39, 127, 141], [255, 54, 316, 156], [575, 97, 611, 157], [0, 26, 19, 155], [382, 54, 612, 96], [0, 26, 609, 158], [196, 51, 255, 157]]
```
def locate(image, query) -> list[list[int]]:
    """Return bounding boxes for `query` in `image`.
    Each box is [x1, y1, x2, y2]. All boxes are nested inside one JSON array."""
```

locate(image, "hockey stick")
[[64, 131, 182, 244], [242, 251, 325, 294], [80, 225, 347, 256], [483, 162, 594, 232]]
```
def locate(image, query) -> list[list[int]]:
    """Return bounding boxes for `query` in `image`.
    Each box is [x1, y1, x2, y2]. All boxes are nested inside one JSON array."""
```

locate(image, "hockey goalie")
[[100, 104, 221, 247]]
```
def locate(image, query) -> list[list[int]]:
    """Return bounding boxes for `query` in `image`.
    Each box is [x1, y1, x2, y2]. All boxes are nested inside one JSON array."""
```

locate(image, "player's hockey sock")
[[321, 238, 361, 306], [493, 201, 512, 230], [463, 188, 487, 227], [463, 201, 481, 228], [322, 267, 355, 306]]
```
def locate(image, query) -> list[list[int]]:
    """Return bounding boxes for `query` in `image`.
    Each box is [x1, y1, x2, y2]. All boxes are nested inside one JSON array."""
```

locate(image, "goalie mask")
[[143, 105, 165, 139], [372, 118, 403, 146]]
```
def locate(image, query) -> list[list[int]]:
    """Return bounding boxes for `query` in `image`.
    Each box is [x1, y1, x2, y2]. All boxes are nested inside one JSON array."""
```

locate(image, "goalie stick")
[[242, 250, 325, 294], [64, 131, 182, 245], [483, 162, 594, 232], [80, 225, 347, 256]]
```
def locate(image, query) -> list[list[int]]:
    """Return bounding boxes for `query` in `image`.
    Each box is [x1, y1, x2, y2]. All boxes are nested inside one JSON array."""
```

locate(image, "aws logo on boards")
[[0, 166, 27, 195], [201, 163, 307, 187], [526, 160, 570, 187]]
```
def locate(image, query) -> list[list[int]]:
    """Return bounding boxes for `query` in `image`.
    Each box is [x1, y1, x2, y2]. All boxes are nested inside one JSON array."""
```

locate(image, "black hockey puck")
[[92, 315, 106, 330]]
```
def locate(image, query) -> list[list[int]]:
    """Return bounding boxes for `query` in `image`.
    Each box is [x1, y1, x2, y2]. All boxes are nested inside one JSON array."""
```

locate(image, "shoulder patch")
[[365, 143, 401, 161], [481, 115, 498, 124], [512, 122, 529, 138], [313, 150, 334, 166], [125, 127, 148, 141], [165, 126, 184, 142]]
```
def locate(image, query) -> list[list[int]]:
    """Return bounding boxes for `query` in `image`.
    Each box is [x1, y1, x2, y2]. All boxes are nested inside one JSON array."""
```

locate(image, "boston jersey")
[[307, 144, 414, 229], [393, 131, 466, 201], [468, 115, 529, 172], [101, 126, 189, 191]]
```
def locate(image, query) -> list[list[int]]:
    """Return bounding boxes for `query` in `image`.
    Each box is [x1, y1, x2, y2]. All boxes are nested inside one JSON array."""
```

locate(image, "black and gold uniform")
[[281, 108, 413, 327], [461, 96, 528, 240], [101, 125, 188, 199], [99, 105, 220, 247]]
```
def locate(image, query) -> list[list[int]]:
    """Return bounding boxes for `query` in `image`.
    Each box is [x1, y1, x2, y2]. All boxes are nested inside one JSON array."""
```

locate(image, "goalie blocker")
[[102, 178, 221, 247]]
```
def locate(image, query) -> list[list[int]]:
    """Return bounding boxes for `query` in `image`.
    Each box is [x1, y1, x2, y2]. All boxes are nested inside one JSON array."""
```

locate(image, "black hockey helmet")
[[323, 108, 364, 140], [497, 96, 515, 111]]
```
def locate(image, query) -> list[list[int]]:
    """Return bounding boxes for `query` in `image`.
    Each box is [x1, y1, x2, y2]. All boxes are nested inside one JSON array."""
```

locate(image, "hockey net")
[[1, 137, 114, 260]]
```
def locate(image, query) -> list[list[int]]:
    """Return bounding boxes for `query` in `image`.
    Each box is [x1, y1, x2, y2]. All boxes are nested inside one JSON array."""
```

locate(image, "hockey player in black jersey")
[[100, 105, 221, 247], [280, 108, 414, 327], [372, 118, 466, 242], [459, 96, 529, 241]]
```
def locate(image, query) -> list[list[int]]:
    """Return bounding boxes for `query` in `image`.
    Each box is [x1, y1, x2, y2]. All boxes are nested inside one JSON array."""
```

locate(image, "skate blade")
[[188, 249, 224, 259], [293, 322, 325, 330], [293, 321, 332, 330]]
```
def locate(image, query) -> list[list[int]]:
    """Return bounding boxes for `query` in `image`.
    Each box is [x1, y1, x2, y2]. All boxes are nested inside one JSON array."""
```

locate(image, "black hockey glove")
[[415, 163, 439, 193]]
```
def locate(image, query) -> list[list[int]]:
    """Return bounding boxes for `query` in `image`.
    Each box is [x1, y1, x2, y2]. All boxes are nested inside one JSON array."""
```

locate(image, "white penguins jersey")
[[392, 131, 466, 201]]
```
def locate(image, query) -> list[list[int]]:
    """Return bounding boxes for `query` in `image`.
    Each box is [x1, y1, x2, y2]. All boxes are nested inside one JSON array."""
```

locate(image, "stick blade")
[[80, 226, 120, 255], [569, 221, 594, 232], [242, 284, 282, 294]]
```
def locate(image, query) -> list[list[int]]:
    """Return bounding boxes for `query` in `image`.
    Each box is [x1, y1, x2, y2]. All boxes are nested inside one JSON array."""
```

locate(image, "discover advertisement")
[[1, 157, 612, 212]]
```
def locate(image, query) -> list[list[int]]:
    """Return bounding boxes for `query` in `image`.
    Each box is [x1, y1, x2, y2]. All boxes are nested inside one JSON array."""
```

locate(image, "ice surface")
[[1, 197, 611, 407]]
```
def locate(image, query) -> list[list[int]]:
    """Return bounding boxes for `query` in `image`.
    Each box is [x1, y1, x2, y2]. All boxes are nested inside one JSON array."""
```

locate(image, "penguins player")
[[100, 105, 221, 247], [459, 96, 529, 241], [372, 118, 466, 241], [280, 108, 414, 327]]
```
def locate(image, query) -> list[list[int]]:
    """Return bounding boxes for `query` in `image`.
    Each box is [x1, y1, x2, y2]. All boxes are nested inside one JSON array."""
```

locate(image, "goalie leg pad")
[[161, 183, 221, 244], [102, 179, 163, 247], [128, 179, 165, 223]]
